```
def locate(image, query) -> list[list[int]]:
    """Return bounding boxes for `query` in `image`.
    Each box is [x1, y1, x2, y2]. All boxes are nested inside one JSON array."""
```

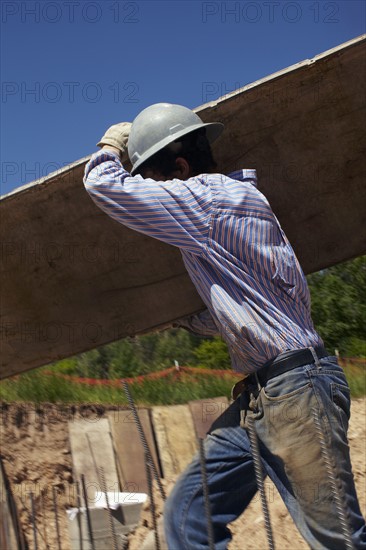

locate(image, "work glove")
[[97, 122, 132, 163]]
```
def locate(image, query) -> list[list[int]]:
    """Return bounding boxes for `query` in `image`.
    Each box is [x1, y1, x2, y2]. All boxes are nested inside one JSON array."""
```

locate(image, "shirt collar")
[[227, 169, 257, 188]]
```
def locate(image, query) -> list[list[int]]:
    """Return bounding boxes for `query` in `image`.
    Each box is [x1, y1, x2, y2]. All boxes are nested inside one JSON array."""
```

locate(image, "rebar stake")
[[100, 466, 119, 550], [312, 407, 354, 550], [123, 381, 166, 501], [198, 438, 215, 550], [85, 434, 118, 550], [81, 474, 96, 550], [247, 416, 275, 550], [145, 453, 160, 550], [52, 486, 62, 550], [76, 481, 84, 550], [41, 492, 49, 550], [29, 492, 38, 550]]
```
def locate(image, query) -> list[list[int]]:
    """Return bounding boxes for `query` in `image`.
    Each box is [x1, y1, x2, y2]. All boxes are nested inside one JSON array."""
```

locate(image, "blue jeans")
[[164, 357, 366, 549]]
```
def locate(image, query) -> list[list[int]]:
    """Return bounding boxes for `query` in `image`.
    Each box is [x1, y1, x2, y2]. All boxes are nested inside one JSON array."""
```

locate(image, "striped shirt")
[[84, 150, 323, 374]]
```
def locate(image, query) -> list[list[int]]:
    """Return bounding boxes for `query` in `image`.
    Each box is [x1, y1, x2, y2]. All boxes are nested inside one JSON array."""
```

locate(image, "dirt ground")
[[0, 403, 108, 550], [1, 398, 365, 550], [128, 397, 366, 550]]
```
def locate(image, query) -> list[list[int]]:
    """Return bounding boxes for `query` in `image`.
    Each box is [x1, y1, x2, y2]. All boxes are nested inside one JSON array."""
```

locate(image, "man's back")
[[84, 150, 322, 374], [179, 169, 323, 373]]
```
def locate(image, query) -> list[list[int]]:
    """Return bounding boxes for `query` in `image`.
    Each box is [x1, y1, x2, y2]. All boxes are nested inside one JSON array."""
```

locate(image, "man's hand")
[[97, 122, 132, 164]]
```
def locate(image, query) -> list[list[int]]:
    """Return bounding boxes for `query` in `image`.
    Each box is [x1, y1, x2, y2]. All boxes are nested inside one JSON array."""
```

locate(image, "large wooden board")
[[1, 36, 365, 378], [108, 409, 161, 494], [69, 418, 119, 502], [198, 35, 366, 274]]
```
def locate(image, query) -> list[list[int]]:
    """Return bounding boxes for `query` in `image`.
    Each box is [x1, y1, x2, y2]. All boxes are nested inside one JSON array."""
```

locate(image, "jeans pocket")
[[261, 369, 312, 402], [331, 382, 351, 430]]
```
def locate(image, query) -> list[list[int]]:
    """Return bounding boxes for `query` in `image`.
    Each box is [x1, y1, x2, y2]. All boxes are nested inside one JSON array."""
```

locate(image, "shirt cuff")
[[93, 148, 121, 162]]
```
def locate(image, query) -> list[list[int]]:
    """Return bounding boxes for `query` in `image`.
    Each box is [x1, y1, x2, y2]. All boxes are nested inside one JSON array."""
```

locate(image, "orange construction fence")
[[43, 356, 364, 387]]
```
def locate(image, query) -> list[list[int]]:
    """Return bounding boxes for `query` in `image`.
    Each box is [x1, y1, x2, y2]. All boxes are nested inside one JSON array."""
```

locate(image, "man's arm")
[[173, 309, 220, 337], [84, 150, 212, 255]]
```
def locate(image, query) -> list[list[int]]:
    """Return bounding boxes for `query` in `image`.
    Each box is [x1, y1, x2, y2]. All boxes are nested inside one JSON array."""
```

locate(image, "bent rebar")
[[312, 407, 354, 550], [123, 381, 166, 501], [247, 416, 275, 550]]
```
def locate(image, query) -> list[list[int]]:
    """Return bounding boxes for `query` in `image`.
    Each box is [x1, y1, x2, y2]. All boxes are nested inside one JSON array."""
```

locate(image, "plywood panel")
[[108, 409, 160, 494], [151, 405, 197, 480], [198, 36, 366, 275], [189, 396, 229, 440], [69, 418, 119, 502]]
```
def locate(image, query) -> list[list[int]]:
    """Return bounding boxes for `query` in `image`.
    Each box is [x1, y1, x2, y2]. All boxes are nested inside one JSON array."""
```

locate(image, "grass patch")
[[127, 373, 236, 406], [0, 362, 364, 405], [0, 369, 237, 405], [342, 362, 366, 399], [0, 370, 126, 404]]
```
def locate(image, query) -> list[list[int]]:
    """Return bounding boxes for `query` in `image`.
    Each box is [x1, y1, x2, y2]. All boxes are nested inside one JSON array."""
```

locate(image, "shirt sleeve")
[[83, 150, 213, 255], [172, 308, 220, 337]]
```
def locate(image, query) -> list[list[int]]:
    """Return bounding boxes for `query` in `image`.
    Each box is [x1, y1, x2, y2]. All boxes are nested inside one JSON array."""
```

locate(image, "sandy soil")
[[1, 398, 365, 550]]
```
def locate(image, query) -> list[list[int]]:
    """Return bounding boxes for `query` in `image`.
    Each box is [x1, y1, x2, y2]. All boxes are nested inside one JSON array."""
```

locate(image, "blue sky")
[[1, 0, 365, 194]]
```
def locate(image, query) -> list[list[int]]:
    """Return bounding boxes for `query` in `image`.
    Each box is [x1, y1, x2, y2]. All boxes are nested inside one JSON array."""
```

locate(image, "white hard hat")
[[128, 103, 224, 175]]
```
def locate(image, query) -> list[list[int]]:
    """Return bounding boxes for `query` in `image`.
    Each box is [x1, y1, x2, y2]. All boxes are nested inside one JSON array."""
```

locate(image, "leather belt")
[[248, 345, 329, 388], [231, 346, 329, 399]]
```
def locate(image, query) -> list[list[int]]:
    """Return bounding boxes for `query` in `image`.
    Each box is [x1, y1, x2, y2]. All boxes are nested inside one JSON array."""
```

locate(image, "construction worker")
[[84, 103, 365, 549]]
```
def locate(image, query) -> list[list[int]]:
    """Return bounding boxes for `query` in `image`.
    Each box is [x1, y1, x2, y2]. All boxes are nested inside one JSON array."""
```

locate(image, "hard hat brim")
[[130, 121, 224, 175]]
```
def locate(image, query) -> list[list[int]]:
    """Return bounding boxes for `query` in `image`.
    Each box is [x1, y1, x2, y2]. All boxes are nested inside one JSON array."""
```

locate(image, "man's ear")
[[173, 157, 191, 179]]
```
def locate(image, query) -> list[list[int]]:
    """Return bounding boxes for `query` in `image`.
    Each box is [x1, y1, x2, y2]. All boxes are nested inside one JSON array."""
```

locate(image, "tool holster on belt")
[[231, 376, 259, 429]]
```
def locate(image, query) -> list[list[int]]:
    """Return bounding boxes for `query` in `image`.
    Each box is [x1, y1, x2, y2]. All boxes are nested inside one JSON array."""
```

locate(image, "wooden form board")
[[66, 399, 233, 509], [1, 36, 366, 379], [108, 409, 160, 495], [151, 405, 198, 480], [68, 418, 119, 502], [189, 396, 229, 440]]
